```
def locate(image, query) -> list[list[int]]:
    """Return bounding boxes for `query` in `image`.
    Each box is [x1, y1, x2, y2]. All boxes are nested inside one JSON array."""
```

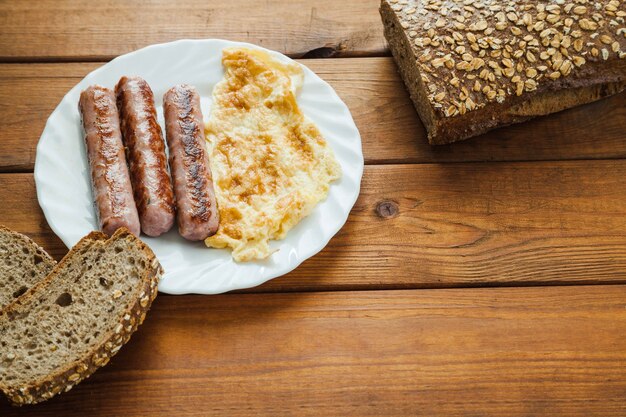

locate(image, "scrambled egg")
[[204, 47, 342, 262]]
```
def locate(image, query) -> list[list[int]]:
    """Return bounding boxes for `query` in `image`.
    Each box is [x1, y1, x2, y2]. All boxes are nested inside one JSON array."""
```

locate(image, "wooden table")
[[2, 1, 626, 415]]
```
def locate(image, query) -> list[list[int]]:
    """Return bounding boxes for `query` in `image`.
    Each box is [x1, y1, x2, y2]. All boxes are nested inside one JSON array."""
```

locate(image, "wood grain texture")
[[0, 0, 385, 61], [1, 60, 625, 171], [2, 285, 626, 416], [6, 158, 626, 291]]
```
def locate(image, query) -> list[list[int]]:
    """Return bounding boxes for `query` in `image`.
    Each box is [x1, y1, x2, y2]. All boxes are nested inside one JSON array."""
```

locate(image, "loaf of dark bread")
[[0, 228, 162, 406], [380, 0, 626, 144]]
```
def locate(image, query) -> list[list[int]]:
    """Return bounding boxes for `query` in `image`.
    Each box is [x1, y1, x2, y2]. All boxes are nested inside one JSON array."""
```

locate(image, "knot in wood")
[[376, 200, 399, 219], [301, 46, 338, 59]]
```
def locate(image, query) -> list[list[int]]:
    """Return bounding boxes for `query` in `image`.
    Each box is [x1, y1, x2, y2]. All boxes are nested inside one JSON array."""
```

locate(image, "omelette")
[[204, 47, 342, 262]]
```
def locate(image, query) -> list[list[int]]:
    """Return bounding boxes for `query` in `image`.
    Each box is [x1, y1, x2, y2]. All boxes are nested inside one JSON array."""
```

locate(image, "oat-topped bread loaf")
[[0, 228, 162, 406], [380, 0, 626, 144], [0, 226, 55, 311]]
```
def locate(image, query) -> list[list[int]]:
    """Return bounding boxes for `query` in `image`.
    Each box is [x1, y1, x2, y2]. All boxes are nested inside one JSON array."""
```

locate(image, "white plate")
[[34, 39, 363, 295]]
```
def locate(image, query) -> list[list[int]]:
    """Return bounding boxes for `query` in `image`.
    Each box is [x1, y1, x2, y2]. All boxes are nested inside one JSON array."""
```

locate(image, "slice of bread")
[[0, 228, 162, 406], [0, 226, 56, 311]]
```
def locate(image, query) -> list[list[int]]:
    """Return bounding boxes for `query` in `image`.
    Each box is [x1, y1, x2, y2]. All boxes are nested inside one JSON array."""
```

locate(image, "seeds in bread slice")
[[0, 225, 56, 311], [0, 228, 162, 406]]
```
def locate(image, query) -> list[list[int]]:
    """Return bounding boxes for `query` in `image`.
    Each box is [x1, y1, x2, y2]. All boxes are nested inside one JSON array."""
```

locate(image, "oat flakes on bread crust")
[[0, 228, 162, 406], [0, 225, 55, 311], [380, 0, 626, 144]]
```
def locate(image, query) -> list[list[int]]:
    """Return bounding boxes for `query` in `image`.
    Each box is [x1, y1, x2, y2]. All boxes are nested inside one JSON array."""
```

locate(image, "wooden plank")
[[0, 0, 385, 61], [2, 285, 626, 416], [5, 159, 626, 291], [1, 60, 625, 171]]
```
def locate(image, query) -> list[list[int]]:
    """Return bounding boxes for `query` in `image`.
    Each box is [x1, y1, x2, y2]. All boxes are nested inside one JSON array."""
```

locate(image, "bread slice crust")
[[0, 228, 162, 406]]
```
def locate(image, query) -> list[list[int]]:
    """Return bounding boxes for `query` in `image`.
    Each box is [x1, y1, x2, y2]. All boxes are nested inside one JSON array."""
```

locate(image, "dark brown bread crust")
[[0, 228, 162, 406], [380, 0, 626, 144], [115, 76, 176, 236], [163, 84, 219, 241]]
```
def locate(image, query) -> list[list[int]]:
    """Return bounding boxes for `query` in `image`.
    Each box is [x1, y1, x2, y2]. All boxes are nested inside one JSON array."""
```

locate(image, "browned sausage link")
[[79, 85, 141, 237], [163, 85, 219, 241], [115, 76, 176, 237]]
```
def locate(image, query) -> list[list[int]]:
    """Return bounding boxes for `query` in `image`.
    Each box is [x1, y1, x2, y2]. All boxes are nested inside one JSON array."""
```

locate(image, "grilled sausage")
[[115, 76, 176, 237], [163, 85, 219, 241], [79, 85, 141, 237]]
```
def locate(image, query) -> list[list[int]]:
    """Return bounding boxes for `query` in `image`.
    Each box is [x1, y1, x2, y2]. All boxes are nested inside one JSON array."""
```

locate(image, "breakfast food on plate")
[[380, 0, 626, 144], [79, 85, 141, 237], [115, 76, 176, 237], [73, 47, 343, 256], [204, 47, 341, 262], [0, 228, 162, 406], [0, 226, 55, 311], [163, 85, 219, 241]]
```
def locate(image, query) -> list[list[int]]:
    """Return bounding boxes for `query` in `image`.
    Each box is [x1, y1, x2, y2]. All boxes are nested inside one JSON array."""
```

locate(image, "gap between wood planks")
[[7, 156, 626, 175], [9, 155, 626, 175], [0, 50, 392, 64], [226, 279, 626, 295]]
